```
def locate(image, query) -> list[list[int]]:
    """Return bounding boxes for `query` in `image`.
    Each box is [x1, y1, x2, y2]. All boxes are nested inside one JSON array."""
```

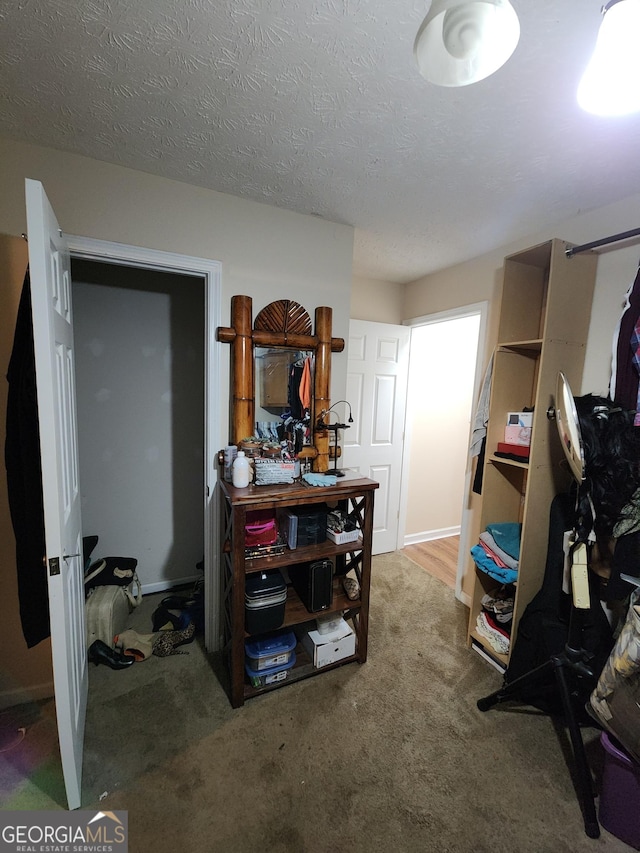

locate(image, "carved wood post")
[[314, 306, 332, 472], [231, 295, 254, 444]]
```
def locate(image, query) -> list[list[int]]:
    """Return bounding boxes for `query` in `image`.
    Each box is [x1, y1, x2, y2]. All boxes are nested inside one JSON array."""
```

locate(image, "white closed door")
[[26, 178, 87, 810], [343, 320, 411, 554]]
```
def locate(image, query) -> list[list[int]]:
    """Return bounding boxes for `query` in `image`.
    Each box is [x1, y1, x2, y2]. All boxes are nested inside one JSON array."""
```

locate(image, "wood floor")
[[402, 536, 459, 590]]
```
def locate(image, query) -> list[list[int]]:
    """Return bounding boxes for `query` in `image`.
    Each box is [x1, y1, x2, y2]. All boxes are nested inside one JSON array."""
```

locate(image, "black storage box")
[[289, 559, 334, 613], [292, 504, 328, 547], [245, 569, 287, 634]]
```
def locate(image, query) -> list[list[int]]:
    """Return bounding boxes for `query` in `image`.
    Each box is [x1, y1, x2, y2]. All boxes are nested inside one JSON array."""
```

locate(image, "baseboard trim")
[[403, 526, 460, 547], [0, 681, 55, 707], [141, 575, 200, 596], [457, 589, 471, 608]]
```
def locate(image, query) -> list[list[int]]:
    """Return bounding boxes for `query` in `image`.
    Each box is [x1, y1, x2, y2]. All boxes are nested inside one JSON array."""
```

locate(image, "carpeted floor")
[[1, 551, 634, 852]]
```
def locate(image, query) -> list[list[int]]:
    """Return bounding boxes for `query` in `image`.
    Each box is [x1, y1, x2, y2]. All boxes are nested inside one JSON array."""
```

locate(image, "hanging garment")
[[4, 269, 50, 647], [589, 588, 640, 765], [298, 356, 312, 413], [470, 353, 493, 457], [470, 354, 493, 495], [610, 265, 640, 413], [288, 363, 304, 420]]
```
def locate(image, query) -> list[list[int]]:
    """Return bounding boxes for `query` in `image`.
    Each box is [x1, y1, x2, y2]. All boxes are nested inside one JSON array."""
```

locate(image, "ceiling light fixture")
[[577, 0, 640, 116], [414, 0, 520, 87]]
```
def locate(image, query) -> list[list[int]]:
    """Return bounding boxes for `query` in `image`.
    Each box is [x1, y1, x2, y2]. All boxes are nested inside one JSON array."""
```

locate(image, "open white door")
[[26, 179, 87, 810], [343, 320, 411, 554]]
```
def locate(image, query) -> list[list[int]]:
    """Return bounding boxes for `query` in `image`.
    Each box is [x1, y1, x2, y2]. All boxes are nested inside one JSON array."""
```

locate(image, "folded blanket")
[[478, 539, 509, 569], [479, 531, 519, 570], [484, 521, 522, 561], [470, 544, 518, 585]]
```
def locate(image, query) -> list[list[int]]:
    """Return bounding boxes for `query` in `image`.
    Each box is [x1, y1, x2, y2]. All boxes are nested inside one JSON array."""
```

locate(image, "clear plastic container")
[[245, 630, 297, 671], [245, 652, 296, 687]]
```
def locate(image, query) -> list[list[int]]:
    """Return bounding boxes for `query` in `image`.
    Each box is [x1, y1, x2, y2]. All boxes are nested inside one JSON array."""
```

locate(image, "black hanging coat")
[[5, 268, 50, 647]]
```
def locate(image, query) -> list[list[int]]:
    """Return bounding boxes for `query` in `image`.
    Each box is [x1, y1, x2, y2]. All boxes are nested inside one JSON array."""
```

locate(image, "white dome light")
[[414, 0, 520, 87]]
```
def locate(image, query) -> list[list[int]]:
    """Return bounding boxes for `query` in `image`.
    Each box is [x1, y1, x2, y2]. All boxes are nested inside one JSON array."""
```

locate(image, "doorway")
[[71, 259, 205, 594], [66, 234, 223, 652], [401, 303, 486, 602]]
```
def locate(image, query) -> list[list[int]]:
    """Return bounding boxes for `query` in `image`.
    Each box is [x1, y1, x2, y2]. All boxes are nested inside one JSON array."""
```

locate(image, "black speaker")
[[289, 559, 334, 612]]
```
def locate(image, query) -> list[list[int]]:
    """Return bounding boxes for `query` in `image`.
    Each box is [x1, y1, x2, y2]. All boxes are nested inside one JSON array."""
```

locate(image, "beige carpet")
[[2, 552, 634, 852]]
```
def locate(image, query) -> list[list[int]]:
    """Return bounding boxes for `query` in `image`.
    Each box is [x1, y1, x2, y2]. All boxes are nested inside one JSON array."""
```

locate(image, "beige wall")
[[402, 192, 640, 601], [0, 234, 54, 702], [404, 193, 640, 387], [351, 275, 404, 324], [0, 136, 355, 700], [0, 137, 355, 449]]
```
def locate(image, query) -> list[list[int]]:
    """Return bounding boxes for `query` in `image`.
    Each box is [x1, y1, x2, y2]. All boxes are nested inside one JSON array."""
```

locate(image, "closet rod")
[[565, 226, 640, 258]]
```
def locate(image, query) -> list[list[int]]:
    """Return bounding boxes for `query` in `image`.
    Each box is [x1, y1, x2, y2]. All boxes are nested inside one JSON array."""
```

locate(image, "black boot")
[[88, 639, 134, 670]]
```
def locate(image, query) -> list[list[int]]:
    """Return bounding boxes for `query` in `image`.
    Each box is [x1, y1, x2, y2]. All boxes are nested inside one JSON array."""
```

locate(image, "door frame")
[[402, 301, 488, 605], [66, 235, 223, 651]]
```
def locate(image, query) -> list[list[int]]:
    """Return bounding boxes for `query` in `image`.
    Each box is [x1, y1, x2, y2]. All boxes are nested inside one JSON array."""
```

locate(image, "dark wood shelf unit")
[[220, 474, 378, 707]]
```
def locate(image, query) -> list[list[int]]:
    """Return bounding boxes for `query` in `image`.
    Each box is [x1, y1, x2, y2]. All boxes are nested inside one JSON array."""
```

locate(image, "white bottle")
[[232, 450, 250, 488]]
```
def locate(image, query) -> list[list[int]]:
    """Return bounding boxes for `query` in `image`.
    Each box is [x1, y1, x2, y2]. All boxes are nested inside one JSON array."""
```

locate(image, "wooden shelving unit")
[[220, 474, 378, 707], [467, 238, 598, 669]]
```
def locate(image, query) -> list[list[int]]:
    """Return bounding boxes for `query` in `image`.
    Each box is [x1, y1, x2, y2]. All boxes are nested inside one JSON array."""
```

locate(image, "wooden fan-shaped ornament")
[[254, 300, 312, 336]]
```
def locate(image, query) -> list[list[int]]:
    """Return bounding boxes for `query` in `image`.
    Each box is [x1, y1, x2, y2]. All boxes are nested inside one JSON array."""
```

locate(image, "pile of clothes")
[[471, 521, 521, 655], [476, 586, 515, 655], [470, 521, 521, 585]]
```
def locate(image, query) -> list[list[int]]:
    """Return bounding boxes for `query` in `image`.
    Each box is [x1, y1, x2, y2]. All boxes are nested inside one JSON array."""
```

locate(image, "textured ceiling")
[[1, 0, 640, 283]]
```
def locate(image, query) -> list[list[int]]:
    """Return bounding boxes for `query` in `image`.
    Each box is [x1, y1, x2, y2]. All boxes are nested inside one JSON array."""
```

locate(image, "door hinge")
[[49, 557, 60, 576]]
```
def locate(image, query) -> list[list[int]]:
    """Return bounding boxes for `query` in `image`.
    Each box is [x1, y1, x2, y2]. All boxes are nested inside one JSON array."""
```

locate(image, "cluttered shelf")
[[220, 475, 377, 707], [241, 537, 364, 573], [243, 639, 359, 700], [219, 472, 377, 507], [276, 578, 358, 628], [467, 237, 597, 671]]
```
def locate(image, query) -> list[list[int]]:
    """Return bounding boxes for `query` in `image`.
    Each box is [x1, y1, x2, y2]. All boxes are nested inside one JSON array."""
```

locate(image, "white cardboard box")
[[300, 618, 355, 668], [506, 411, 533, 428]]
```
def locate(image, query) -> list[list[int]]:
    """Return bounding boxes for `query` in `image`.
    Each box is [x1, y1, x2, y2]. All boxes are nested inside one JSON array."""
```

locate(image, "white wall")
[[0, 136, 355, 451], [72, 262, 205, 591]]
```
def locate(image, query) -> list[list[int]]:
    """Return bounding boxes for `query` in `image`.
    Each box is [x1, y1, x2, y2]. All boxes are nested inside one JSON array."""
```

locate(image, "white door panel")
[[26, 178, 86, 810], [343, 320, 410, 554]]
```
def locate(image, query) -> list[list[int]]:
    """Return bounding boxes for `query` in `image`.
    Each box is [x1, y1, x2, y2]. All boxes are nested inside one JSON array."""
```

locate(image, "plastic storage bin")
[[245, 569, 287, 634], [245, 630, 297, 671], [599, 731, 640, 849], [292, 505, 328, 546], [245, 652, 296, 688]]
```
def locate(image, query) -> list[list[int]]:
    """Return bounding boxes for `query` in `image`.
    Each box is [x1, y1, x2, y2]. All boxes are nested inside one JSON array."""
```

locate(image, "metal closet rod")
[[566, 226, 640, 257]]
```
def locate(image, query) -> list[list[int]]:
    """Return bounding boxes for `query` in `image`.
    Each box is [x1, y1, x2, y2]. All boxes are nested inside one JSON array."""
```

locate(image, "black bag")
[[84, 556, 138, 591], [505, 493, 613, 715]]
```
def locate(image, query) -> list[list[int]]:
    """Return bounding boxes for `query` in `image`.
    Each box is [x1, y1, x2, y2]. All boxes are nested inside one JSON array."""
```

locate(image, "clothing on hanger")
[[5, 268, 50, 647], [610, 265, 640, 415]]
